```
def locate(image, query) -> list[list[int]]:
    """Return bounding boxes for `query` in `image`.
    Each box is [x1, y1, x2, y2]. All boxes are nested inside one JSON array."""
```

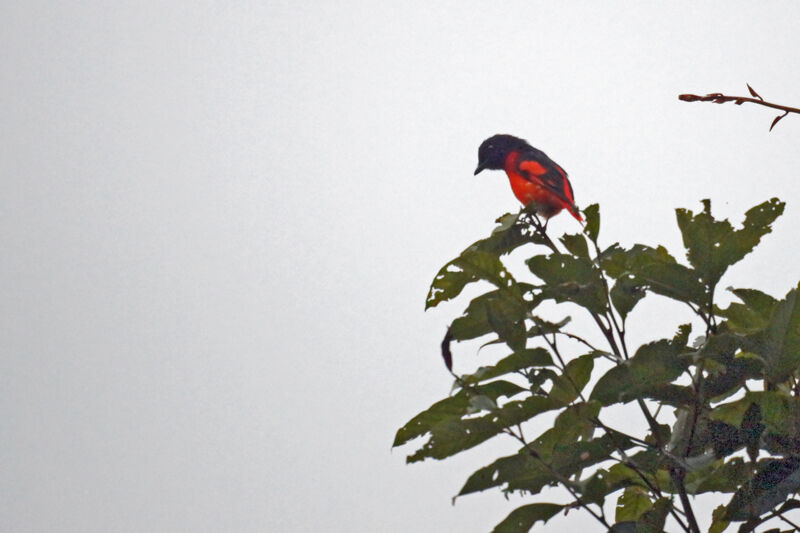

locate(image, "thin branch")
[[622, 459, 690, 532], [588, 418, 689, 532], [544, 334, 588, 403], [589, 236, 630, 359], [686, 302, 712, 332], [525, 213, 622, 361], [672, 470, 702, 533], [502, 427, 611, 529], [770, 509, 800, 531], [526, 204, 699, 531], [524, 211, 562, 254], [679, 85, 800, 131], [557, 331, 611, 358], [591, 417, 657, 451]]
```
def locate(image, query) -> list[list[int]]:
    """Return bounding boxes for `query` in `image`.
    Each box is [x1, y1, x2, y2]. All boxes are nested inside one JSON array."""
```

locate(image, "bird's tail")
[[566, 203, 584, 223]]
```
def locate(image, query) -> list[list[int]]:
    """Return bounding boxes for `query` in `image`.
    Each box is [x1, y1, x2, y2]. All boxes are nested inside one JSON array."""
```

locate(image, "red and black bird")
[[474, 134, 583, 222]]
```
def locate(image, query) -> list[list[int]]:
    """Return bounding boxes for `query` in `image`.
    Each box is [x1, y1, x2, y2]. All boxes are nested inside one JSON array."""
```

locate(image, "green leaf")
[[426, 267, 475, 310], [460, 348, 554, 386], [634, 498, 670, 533], [580, 471, 614, 505], [704, 357, 763, 401], [527, 254, 607, 314], [560, 232, 590, 259], [527, 315, 572, 337], [426, 249, 519, 309], [605, 462, 650, 493], [486, 302, 528, 352], [549, 353, 596, 405], [695, 331, 743, 365], [472, 211, 540, 256], [600, 244, 707, 306], [450, 289, 529, 343], [705, 420, 745, 459], [726, 457, 800, 520], [675, 198, 784, 289], [459, 450, 548, 497], [610, 276, 647, 320], [741, 403, 765, 461], [492, 503, 563, 533], [579, 462, 640, 506], [608, 523, 636, 533], [615, 486, 653, 522], [643, 384, 696, 407], [686, 458, 751, 494], [406, 396, 561, 462], [393, 380, 526, 447], [584, 203, 600, 243], [711, 391, 800, 438], [709, 504, 730, 533], [544, 433, 633, 480], [542, 401, 602, 453], [716, 288, 777, 335], [591, 329, 689, 405], [460, 432, 632, 498], [676, 200, 735, 287], [747, 284, 800, 385]]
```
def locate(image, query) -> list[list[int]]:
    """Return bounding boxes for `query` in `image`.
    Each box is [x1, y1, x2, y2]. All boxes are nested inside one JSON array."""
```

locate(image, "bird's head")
[[474, 134, 529, 175]]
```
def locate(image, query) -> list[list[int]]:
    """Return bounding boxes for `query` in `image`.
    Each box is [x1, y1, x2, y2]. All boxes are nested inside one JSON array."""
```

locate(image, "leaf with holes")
[[393, 380, 526, 447], [676, 198, 784, 289], [427, 248, 520, 309], [406, 395, 561, 463], [470, 211, 540, 256]]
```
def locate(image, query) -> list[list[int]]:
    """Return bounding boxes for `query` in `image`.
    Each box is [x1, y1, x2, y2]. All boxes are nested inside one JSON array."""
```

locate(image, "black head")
[[474, 134, 530, 175]]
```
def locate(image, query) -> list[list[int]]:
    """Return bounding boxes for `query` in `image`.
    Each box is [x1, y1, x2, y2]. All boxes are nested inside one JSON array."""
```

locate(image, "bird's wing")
[[517, 154, 577, 208]]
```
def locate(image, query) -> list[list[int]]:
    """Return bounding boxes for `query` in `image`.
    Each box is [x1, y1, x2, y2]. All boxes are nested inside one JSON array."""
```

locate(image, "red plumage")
[[474, 134, 583, 222]]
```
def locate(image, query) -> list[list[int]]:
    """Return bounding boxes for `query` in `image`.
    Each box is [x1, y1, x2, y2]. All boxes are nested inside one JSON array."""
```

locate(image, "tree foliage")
[[394, 199, 800, 532]]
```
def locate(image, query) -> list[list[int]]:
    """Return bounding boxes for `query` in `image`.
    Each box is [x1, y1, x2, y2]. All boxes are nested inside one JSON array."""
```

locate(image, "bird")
[[474, 134, 583, 223]]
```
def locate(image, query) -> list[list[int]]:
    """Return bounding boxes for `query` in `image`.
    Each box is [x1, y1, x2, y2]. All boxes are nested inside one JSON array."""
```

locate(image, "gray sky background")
[[3, 1, 800, 532]]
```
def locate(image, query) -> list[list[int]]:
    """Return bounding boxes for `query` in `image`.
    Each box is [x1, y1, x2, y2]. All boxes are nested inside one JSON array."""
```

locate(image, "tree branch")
[[679, 84, 799, 131]]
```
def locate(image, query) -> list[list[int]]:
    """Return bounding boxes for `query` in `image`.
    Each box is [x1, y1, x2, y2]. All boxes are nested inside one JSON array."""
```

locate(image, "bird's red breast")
[[503, 151, 583, 222]]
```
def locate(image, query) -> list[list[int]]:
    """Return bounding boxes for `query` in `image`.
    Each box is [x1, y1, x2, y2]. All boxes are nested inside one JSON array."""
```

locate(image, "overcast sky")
[[3, 1, 800, 532]]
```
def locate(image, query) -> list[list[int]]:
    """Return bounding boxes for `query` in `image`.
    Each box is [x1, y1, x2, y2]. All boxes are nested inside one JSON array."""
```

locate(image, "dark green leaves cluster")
[[398, 199, 799, 532]]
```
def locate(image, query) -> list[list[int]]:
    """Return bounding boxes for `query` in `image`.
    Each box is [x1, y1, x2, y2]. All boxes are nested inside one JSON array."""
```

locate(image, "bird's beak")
[[474, 164, 484, 175]]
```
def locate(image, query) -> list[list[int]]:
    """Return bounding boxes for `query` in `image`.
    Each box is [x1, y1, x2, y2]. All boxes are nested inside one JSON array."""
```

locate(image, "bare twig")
[[679, 84, 800, 131]]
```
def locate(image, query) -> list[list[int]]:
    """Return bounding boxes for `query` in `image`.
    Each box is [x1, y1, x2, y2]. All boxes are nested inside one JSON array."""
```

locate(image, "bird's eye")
[[488, 144, 494, 149]]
